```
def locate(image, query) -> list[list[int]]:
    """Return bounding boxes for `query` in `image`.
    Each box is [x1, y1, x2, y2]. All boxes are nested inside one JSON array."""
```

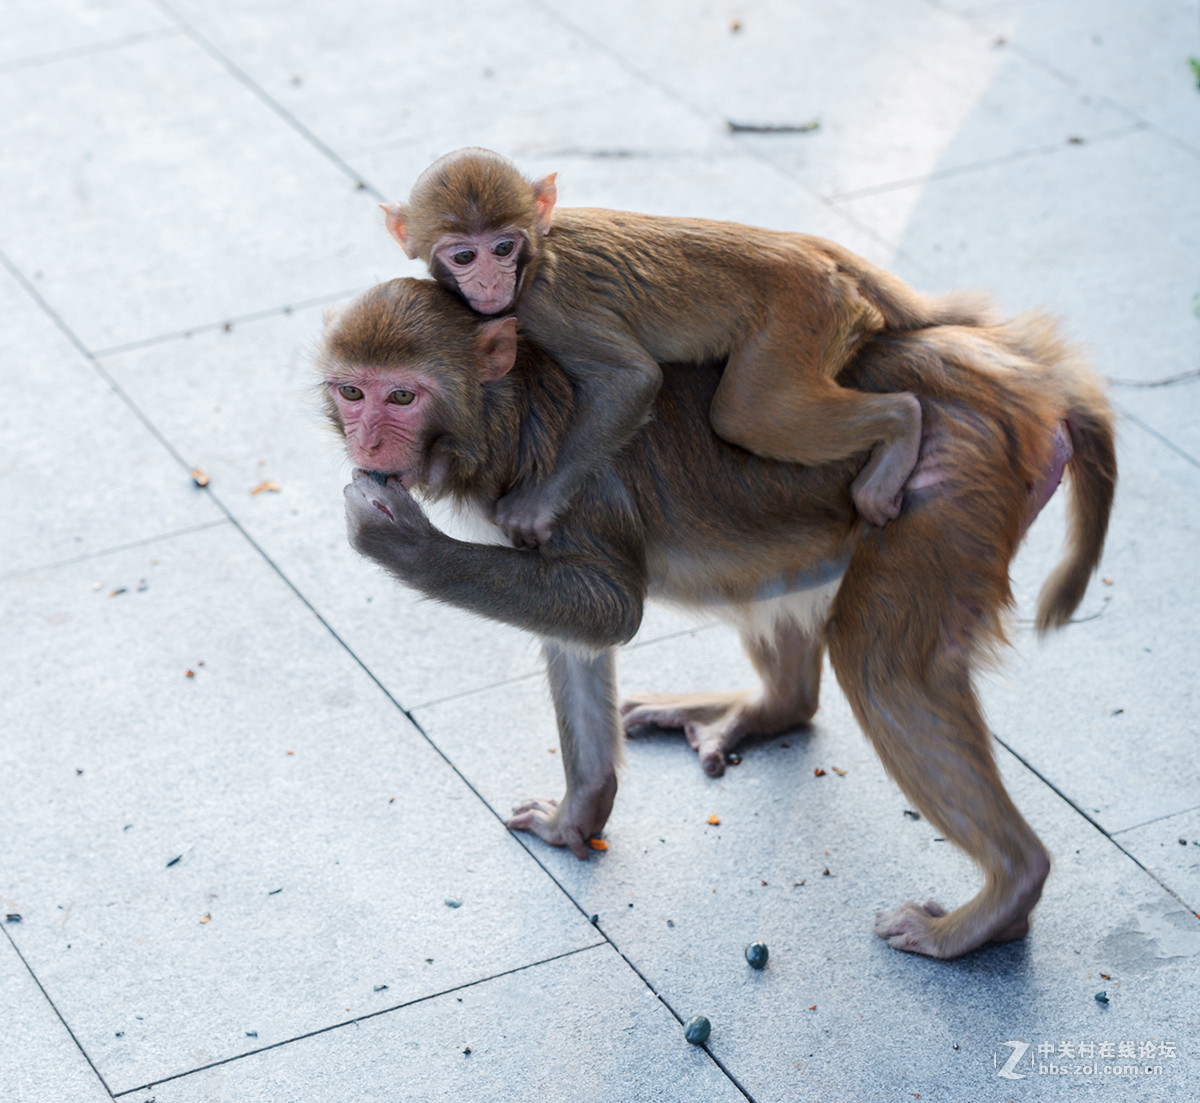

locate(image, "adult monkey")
[[381, 148, 985, 546], [321, 278, 1115, 959]]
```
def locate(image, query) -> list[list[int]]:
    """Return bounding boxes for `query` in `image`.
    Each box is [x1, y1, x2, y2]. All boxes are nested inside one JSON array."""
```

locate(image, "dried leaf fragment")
[[813, 768, 826, 777], [200, 912, 211, 924], [832, 767, 847, 776], [250, 480, 281, 495]]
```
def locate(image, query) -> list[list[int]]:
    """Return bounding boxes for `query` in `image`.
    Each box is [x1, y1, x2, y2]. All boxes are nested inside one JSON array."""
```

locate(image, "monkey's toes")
[[700, 747, 727, 777], [874, 900, 950, 956], [855, 488, 903, 527]]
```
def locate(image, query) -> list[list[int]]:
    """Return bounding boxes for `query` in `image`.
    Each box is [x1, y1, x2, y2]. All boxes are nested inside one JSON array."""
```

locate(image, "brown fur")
[[328, 278, 1116, 959], [385, 149, 989, 540]]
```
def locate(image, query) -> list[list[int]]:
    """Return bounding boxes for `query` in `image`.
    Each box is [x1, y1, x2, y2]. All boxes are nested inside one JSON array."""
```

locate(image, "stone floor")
[[2, 2, 1198, 1100]]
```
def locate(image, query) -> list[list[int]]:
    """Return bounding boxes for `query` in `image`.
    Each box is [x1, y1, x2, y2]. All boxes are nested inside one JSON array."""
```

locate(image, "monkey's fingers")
[[495, 486, 558, 549], [507, 798, 592, 860]]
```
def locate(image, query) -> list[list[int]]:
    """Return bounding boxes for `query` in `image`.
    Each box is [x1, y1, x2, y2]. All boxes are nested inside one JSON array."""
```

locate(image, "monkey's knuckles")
[[507, 799, 593, 859], [494, 487, 558, 548]]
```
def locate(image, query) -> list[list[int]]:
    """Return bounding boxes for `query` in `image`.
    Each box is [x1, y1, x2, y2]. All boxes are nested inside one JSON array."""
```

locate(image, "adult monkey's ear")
[[531, 173, 558, 236], [380, 202, 420, 259], [476, 316, 519, 381]]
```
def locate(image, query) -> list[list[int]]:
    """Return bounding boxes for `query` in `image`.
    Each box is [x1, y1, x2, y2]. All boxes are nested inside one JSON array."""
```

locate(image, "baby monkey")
[[383, 148, 983, 545]]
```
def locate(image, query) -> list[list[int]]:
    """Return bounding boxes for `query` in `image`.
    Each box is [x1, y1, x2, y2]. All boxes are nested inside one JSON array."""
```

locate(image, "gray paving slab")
[[161, 0, 643, 160], [0, 261, 223, 578], [0, 33, 397, 353], [147, 944, 746, 1103], [1, 934, 112, 1102], [534, 0, 1129, 200], [836, 128, 1200, 397], [1115, 808, 1200, 917], [0, 0, 176, 69], [979, 418, 1200, 836], [2, 525, 595, 1093], [970, 0, 1200, 153], [1114, 386, 1200, 469], [417, 629, 1200, 1101]]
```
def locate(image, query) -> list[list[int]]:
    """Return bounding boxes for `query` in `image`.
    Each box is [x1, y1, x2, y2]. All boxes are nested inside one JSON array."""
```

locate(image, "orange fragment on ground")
[[706, 814, 721, 825], [250, 480, 281, 495], [814, 768, 826, 777], [191, 468, 210, 487], [589, 838, 609, 851]]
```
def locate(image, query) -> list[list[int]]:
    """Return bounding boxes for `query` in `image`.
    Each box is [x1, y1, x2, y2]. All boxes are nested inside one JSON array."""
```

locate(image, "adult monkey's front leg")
[[508, 642, 621, 859]]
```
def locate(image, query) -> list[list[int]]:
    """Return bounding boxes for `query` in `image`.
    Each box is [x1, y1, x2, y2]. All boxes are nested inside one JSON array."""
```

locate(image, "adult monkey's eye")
[[339, 385, 364, 401], [451, 249, 476, 266], [388, 390, 416, 406], [493, 240, 516, 257]]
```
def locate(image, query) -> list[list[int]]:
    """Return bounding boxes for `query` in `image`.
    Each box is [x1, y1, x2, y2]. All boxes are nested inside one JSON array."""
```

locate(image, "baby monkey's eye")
[[339, 385, 364, 401], [451, 249, 476, 266], [388, 390, 416, 406], [493, 240, 516, 258]]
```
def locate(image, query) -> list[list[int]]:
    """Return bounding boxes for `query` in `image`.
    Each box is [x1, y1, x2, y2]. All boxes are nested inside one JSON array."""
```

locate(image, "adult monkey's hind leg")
[[621, 614, 825, 778], [708, 266, 922, 526], [826, 546, 1050, 959]]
